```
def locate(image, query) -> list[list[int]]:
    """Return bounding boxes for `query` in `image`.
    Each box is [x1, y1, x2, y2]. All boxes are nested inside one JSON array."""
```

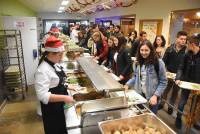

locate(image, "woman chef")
[[35, 36, 74, 134]]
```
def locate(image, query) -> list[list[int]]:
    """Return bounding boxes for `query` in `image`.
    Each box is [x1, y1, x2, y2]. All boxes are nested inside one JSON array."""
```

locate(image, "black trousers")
[[41, 102, 68, 134]]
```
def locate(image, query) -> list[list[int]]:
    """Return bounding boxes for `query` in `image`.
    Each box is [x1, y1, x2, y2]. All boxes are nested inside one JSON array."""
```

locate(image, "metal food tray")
[[77, 57, 123, 91], [99, 113, 176, 134], [68, 47, 84, 52], [81, 97, 128, 113]]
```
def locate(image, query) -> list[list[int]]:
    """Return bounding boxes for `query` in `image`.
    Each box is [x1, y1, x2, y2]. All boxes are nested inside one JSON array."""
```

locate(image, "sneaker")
[[175, 118, 182, 129], [167, 107, 173, 115], [193, 123, 200, 130]]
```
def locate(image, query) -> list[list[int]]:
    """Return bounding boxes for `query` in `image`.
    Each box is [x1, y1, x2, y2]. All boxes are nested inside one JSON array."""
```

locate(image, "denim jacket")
[[126, 59, 167, 100]]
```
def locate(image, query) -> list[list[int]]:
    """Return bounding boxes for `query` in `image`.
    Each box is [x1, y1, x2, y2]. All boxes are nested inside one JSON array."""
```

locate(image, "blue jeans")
[[177, 89, 190, 119], [149, 103, 159, 114], [141, 93, 160, 114]]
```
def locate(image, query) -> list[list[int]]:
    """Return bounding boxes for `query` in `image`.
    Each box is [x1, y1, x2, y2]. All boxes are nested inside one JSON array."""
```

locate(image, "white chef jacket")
[[70, 29, 79, 43], [34, 61, 63, 104]]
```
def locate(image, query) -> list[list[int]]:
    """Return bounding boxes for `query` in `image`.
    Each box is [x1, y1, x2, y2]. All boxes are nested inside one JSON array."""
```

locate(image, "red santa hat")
[[45, 36, 65, 52]]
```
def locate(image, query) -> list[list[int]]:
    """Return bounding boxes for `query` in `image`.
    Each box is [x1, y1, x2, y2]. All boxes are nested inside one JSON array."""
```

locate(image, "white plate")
[[110, 90, 147, 105], [179, 81, 200, 90]]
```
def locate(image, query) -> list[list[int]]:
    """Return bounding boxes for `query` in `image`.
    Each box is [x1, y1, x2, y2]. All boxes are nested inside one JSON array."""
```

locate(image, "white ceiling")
[[18, 0, 64, 12]]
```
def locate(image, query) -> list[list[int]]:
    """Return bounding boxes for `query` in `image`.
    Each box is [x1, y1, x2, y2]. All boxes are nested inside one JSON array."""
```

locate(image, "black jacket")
[[163, 44, 186, 73], [176, 51, 200, 84], [131, 39, 140, 57], [105, 47, 114, 68], [113, 48, 133, 77]]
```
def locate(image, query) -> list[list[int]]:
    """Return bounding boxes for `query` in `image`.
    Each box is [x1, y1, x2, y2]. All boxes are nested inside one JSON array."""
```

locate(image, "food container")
[[73, 91, 107, 101], [99, 113, 176, 134]]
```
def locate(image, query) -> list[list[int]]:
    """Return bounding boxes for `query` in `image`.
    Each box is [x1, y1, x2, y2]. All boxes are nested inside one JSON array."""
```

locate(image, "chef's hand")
[[123, 85, 129, 91], [149, 95, 157, 106], [175, 80, 181, 85], [119, 75, 124, 80], [63, 96, 74, 104]]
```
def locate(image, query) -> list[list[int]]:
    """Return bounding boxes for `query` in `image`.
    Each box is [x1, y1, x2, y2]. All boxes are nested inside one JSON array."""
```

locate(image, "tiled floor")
[[0, 88, 44, 134], [0, 86, 200, 134]]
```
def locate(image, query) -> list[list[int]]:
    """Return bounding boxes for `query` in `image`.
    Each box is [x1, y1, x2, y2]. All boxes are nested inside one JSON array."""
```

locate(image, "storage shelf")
[[0, 30, 27, 100]]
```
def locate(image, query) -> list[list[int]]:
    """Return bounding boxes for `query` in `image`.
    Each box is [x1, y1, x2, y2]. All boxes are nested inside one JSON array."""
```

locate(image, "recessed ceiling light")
[[59, 7, 65, 10], [196, 11, 200, 17], [61, 0, 69, 6], [58, 10, 63, 13]]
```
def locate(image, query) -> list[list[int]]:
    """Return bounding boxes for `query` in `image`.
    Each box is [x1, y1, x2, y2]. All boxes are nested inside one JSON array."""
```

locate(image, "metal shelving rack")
[[0, 30, 27, 100]]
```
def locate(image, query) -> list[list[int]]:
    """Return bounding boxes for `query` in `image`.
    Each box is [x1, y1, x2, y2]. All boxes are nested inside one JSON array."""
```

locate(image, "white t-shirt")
[[114, 52, 118, 62], [140, 65, 147, 95]]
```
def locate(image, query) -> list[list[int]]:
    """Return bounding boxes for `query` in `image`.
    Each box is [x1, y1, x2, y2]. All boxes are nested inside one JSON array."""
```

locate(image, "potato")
[[148, 128, 156, 134], [155, 131, 162, 134], [113, 130, 121, 134], [137, 128, 144, 134]]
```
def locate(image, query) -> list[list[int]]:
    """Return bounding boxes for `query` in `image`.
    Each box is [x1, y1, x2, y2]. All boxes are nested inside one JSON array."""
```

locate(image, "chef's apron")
[[40, 58, 68, 134]]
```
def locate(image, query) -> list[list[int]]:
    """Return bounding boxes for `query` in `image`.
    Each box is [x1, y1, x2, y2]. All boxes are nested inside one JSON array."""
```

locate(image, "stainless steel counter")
[[66, 105, 143, 134], [77, 57, 123, 92]]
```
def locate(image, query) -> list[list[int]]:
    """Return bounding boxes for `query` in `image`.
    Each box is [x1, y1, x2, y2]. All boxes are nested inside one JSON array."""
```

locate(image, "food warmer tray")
[[99, 113, 176, 134]]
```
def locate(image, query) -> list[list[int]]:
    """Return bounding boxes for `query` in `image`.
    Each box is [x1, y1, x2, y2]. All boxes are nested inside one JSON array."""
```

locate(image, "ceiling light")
[[61, 0, 69, 6], [196, 11, 200, 17], [59, 7, 65, 10], [58, 10, 63, 13]]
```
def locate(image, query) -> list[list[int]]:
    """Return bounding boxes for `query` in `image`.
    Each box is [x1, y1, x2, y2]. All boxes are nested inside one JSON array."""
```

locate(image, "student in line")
[[124, 40, 167, 114]]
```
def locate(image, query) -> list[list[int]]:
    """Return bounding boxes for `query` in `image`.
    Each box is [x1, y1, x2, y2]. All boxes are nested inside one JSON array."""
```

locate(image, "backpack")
[[154, 59, 160, 78]]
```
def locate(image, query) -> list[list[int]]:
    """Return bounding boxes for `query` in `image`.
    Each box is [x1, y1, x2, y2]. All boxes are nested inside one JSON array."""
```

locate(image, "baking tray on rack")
[[99, 113, 176, 134]]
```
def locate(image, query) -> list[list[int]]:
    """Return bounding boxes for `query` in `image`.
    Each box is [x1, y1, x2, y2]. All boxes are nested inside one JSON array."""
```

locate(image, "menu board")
[[142, 21, 157, 43]]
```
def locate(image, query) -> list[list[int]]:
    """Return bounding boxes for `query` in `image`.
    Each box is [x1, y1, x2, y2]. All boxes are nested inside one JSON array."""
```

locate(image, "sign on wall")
[[142, 21, 157, 43], [139, 19, 163, 43], [14, 21, 25, 28]]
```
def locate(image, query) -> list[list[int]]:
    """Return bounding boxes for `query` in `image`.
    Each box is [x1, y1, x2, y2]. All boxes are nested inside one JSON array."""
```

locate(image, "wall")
[[0, 0, 36, 29], [37, 12, 89, 20], [89, 0, 200, 45], [0, 0, 36, 104]]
